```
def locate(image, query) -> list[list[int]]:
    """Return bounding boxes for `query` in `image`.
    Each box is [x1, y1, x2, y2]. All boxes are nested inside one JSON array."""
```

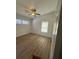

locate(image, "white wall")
[[16, 24, 32, 37], [16, 14, 32, 37], [32, 12, 56, 38]]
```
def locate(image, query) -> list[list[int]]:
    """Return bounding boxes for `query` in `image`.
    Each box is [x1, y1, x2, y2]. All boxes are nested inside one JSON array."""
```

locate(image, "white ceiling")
[[16, 0, 59, 19]]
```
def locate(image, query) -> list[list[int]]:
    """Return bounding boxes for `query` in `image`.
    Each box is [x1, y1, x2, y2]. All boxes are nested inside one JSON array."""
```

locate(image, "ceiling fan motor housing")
[[31, 9, 36, 12]]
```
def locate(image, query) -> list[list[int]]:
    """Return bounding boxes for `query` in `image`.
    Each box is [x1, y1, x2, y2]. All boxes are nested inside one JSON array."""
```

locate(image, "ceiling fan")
[[25, 8, 40, 16]]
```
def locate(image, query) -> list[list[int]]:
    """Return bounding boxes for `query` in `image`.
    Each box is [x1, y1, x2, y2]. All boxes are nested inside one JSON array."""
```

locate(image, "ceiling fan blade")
[[25, 9, 32, 13], [28, 14, 32, 15], [36, 13, 40, 15]]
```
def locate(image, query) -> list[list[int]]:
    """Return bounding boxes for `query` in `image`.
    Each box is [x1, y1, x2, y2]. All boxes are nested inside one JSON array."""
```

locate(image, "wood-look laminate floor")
[[16, 33, 51, 59]]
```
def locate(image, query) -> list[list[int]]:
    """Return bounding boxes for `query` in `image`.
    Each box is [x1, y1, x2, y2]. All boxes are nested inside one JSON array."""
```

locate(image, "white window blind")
[[41, 21, 48, 33], [16, 19, 30, 24]]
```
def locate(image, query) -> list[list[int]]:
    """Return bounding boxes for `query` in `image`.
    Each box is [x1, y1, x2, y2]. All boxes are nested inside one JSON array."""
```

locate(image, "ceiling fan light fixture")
[[32, 13, 35, 16]]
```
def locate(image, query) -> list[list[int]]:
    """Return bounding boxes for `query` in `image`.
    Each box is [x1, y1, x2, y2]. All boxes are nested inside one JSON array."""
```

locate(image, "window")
[[41, 21, 48, 33], [22, 20, 30, 24], [16, 19, 30, 24], [16, 19, 22, 24]]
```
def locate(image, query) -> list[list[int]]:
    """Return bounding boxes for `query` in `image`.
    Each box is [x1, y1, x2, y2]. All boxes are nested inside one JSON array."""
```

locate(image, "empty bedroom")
[[16, 0, 61, 59]]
